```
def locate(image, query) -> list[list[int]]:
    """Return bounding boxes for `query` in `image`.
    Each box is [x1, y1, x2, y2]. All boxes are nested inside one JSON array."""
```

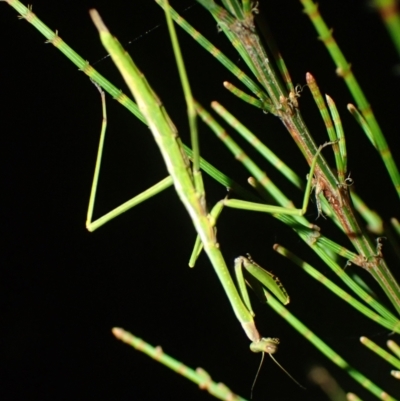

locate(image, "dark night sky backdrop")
[[2, 1, 400, 400]]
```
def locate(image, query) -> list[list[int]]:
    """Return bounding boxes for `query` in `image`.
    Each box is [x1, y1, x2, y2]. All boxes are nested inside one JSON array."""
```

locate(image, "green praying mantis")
[[86, 2, 335, 383], [85, 0, 397, 372]]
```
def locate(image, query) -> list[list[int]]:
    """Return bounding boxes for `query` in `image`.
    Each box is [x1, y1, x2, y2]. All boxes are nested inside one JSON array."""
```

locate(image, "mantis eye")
[[250, 337, 279, 354], [266, 343, 278, 354]]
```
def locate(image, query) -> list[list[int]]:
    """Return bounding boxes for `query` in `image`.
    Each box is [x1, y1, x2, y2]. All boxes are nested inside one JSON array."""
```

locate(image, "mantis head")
[[250, 337, 279, 354], [249, 337, 305, 397]]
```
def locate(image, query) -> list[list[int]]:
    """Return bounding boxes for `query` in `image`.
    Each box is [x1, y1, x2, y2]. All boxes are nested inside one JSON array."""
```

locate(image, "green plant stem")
[[112, 328, 248, 401], [360, 337, 400, 370], [194, 0, 400, 315], [374, 0, 400, 59], [274, 245, 400, 332], [301, 0, 400, 199], [264, 289, 399, 401]]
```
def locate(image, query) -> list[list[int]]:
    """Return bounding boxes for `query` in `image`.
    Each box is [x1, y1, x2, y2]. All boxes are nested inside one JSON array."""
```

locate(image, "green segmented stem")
[[155, 0, 270, 108], [221, 142, 343, 221], [195, 100, 300, 214], [350, 191, 384, 235], [199, 101, 337, 228], [374, 0, 400, 60], [348, 104, 376, 146], [264, 288, 399, 401], [360, 337, 400, 370], [306, 73, 338, 142], [223, 81, 267, 110], [221, 0, 245, 21], [241, 0, 252, 18], [266, 38, 296, 97], [194, 98, 390, 314], [211, 101, 304, 190], [112, 328, 249, 401], [274, 245, 400, 333], [313, 244, 398, 324], [203, 3, 287, 110], [301, 0, 400, 198], [252, 9, 296, 97], [316, 236, 360, 264], [326, 95, 347, 182], [4, 2, 146, 121], [196, 98, 397, 319], [306, 73, 346, 184], [387, 340, 400, 358]]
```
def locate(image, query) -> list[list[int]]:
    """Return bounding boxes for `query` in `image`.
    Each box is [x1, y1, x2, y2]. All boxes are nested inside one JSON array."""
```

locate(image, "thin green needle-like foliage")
[[374, 0, 400, 64], [192, 91, 398, 340], [192, 99, 396, 322], [154, 0, 272, 109], [312, 244, 398, 324], [360, 336, 400, 370], [112, 328, 249, 401], [195, 100, 334, 223], [264, 288, 399, 401], [306, 73, 345, 184], [325, 95, 347, 183], [274, 245, 400, 333], [210, 101, 304, 190], [301, 0, 400, 199], [350, 191, 384, 235], [222, 81, 266, 110], [387, 340, 400, 359], [195, 100, 298, 212], [189, 0, 400, 313]]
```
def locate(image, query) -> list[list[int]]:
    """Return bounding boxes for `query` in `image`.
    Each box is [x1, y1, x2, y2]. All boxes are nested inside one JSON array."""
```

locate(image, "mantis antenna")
[[250, 350, 265, 399], [250, 338, 306, 397]]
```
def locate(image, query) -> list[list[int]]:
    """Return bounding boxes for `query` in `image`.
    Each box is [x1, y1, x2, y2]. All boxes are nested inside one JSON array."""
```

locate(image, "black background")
[[2, 1, 400, 400]]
